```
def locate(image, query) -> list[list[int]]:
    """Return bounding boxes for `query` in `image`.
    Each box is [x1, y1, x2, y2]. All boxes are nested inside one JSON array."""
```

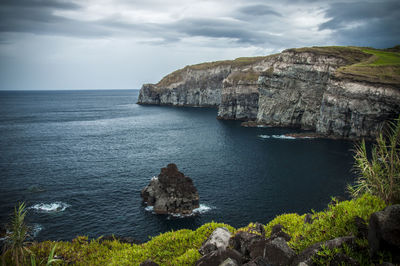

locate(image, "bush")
[[2, 202, 31, 266], [348, 116, 400, 204]]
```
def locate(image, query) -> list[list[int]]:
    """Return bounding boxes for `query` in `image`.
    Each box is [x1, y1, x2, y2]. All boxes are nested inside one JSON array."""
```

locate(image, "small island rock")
[[141, 163, 199, 215]]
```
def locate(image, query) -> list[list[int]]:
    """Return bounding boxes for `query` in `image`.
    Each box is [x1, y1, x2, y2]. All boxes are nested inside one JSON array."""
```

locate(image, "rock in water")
[[141, 163, 199, 215]]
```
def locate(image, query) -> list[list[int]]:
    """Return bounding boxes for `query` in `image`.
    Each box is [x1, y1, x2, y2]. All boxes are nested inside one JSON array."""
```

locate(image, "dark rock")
[[141, 163, 199, 215], [304, 213, 314, 224], [292, 236, 355, 265], [330, 253, 360, 266], [368, 204, 400, 263], [195, 248, 244, 266], [249, 239, 268, 260], [269, 224, 291, 242], [199, 227, 232, 255], [353, 216, 368, 239], [377, 263, 395, 266], [230, 231, 263, 258], [140, 259, 159, 266], [100, 235, 141, 245], [243, 256, 271, 266], [252, 223, 266, 237], [263, 237, 295, 266], [219, 257, 240, 266]]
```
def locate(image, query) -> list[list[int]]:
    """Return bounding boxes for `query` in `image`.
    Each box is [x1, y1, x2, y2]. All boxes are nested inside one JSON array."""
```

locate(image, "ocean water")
[[0, 90, 356, 242]]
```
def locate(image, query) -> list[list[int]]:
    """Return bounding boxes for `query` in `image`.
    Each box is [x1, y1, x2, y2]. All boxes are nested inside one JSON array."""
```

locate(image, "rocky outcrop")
[[137, 46, 400, 139], [199, 227, 232, 255], [140, 163, 199, 215], [368, 205, 400, 263]]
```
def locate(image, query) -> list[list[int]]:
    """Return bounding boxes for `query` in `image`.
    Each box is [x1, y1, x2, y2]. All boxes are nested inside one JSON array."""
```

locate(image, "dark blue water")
[[0, 90, 356, 242]]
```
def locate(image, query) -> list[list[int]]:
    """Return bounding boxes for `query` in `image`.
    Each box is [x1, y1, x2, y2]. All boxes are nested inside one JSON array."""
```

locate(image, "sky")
[[0, 0, 399, 90]]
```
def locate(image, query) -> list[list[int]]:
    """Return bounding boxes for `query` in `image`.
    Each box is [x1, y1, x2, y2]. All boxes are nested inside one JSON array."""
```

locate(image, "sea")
[[0, 89, 356, 242]]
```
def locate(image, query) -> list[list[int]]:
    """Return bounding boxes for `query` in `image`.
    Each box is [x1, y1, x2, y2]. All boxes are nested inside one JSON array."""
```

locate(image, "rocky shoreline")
[[137, 46, 400, 140]]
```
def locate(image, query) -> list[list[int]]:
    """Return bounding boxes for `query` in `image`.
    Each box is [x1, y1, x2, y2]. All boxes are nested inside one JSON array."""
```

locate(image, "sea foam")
[[30, 202, 70, 213]]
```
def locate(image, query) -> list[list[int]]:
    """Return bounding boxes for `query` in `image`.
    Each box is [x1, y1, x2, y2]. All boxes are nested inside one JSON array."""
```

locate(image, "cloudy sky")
[[0, 0, 399, 90]]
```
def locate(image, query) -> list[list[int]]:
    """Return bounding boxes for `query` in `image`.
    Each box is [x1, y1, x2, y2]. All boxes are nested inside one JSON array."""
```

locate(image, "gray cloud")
[[237, 4, 282, 17], [320, 1, 400, 48]]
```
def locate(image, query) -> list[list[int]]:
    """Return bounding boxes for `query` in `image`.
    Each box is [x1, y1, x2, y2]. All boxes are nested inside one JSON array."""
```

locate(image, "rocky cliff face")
[[137, 57, 270, 120], [137, 65, 231, 107], [138, 46, 400, 139], [256, 48, 400, 138]]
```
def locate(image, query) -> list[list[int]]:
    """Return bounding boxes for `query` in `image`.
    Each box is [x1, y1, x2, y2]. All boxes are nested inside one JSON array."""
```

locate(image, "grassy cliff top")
[[286, 45, 400, 85], [156, 55, 274, 87], [156, 45, 400, 88], [335, 47, 400, 85]]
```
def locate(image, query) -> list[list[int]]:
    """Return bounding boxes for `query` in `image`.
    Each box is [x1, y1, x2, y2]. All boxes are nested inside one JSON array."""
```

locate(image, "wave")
[[258, 134, 296, 140], [30, 202, 70, 213], [144, 204, 214, 218]]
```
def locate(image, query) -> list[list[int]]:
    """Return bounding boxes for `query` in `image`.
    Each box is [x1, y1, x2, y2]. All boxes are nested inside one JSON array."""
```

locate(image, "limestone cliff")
[[137, 46, 400, 139]]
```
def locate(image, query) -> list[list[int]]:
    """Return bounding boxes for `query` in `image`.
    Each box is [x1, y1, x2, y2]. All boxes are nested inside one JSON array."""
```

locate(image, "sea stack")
[[141, 163, 199, 215]]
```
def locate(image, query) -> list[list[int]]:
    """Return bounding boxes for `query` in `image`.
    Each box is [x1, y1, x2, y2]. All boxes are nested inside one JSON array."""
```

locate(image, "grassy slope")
[[156, 46, 400, 88], [335, 47, 400, 85], [15, 194, 384, 265]]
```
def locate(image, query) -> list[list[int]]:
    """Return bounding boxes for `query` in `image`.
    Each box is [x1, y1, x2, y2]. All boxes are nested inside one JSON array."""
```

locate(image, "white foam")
[[144, 204, 214, 217], [144, 206, 154, 212], [272, 134, 296, 139], [193, 204, 213, 214], [258, 134, 296, 140], [30, 202, 70, 213]]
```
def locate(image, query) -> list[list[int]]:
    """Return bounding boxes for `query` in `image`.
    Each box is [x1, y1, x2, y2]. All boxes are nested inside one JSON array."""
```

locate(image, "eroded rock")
[[141, 163, 199, 215]]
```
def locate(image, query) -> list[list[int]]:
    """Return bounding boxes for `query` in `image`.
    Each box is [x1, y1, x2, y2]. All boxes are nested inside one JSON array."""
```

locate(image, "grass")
[[156, 55, 275, 87], [335, 46, 400, 85], [348, 116, 400, 204]]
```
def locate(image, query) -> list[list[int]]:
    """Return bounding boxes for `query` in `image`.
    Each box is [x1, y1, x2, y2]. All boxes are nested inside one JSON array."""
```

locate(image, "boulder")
[[292, 236, 355, 265], [263, 237, 295, 266], [195, 248, 244, 266], [243, 256, 270, 266], [368, 204, 400, 263], [199, 227, 232, 255], [230, 231, 264, 258], [269, 224, 291, 242], [220, 257, 240, 266], [141, 163, 199, 215]]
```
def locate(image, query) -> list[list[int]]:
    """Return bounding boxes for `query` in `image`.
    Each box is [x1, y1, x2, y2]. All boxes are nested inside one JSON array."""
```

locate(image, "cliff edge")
[[137, 46, 400, 139]]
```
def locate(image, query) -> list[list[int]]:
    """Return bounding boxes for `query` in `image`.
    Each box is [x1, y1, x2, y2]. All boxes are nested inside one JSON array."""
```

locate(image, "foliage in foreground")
[[1, 202, 31, 266], [348, 116, 400, 204], [0, 194, 384, 265]]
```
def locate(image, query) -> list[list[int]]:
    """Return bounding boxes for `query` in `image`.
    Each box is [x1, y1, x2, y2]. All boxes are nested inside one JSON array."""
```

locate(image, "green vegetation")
[[348, 116, 400, 205], [1, 202, 31, 266], [284, 46, 371, 65], [1, 195, 385, 265], [335, 46, 400, 85]]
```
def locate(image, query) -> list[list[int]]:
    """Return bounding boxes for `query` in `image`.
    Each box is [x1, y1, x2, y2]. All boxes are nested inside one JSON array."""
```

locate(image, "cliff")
[[137, 46, 400, 139]]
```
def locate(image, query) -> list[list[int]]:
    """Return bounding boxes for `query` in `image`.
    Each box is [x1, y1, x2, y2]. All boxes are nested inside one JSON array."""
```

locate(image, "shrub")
[[348, 116, 400, 204], [2, 202, 31, 266]]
